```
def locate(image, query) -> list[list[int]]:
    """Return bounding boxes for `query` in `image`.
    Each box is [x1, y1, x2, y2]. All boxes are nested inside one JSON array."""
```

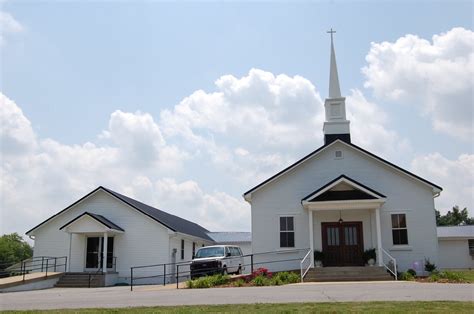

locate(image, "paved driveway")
[[1, 281, 473, 311]]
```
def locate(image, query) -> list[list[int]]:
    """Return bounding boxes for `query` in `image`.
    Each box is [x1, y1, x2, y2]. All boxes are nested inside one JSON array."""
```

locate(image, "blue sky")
[[1, 1, 473, 234]]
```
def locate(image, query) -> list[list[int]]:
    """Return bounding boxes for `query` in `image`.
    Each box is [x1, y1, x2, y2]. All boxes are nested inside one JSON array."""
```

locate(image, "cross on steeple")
[[327, 28, 336, 42]]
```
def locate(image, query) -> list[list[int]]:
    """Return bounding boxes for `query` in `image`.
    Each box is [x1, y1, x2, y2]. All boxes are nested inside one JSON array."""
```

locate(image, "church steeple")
[[323, 28, 351, 145], [328, 29, 341, 98]]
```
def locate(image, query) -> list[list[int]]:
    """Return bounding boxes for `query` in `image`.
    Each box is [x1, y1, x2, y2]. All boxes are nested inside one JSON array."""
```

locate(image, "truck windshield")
[[195, 247, 225, 258]]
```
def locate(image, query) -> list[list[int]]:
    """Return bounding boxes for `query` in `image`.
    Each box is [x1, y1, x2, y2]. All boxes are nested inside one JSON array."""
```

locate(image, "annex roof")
[[243, 140, 442, 201], [26, 186, 213, 241], [437, 226, 474, 239], [207, 232, 252, 243], [59, 212, 124, 232]]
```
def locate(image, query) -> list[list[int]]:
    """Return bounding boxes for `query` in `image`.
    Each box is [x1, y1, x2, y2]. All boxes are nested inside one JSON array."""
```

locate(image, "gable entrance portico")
[[59, 212, 124, 273], [302, 175, 386, 268]]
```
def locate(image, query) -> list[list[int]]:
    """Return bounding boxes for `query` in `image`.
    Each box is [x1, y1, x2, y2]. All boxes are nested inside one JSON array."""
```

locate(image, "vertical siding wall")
[[251, 142, 439, 272]]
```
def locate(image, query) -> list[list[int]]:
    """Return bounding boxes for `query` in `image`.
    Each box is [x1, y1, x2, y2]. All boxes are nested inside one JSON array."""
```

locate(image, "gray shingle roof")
[[59, 212, 125, 232], [437, 226, 474, 239], [102, 187, 213, 241], [27, 186, 213, 241], [207, 232, 252, 243]]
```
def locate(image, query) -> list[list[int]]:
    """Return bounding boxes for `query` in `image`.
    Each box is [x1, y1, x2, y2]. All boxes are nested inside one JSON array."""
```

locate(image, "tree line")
[[436, 205, 473, 226]]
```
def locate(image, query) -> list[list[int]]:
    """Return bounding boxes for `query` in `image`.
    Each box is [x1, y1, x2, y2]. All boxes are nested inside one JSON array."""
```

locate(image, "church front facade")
[[243, 34, 442, 275]]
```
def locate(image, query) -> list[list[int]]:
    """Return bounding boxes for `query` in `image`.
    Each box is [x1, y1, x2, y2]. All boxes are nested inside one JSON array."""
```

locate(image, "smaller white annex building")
[[437, 226, 474, 270], [26, 186, 249, 285]]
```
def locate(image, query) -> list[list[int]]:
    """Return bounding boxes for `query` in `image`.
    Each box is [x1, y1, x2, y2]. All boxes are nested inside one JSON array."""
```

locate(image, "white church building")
[[21, 33, 465, 289], [244, 32, 443, 275]]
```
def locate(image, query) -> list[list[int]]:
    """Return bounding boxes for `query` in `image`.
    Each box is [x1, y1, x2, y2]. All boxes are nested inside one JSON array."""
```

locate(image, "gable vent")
[[335, 150, 343, 159]]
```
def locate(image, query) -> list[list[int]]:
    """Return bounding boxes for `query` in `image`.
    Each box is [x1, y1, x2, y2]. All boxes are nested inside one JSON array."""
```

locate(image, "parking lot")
[[1, 281, 473, 311]]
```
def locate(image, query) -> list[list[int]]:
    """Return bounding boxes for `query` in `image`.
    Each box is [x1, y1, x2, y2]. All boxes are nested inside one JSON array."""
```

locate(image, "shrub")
[[424, 259, 437, 272], [233, 279, 245, 287], [362, 248, 376, 264], [428, 273, 440, 282], [429, 271, 466, 283], [252, 274, 271, 286], [186, 274, 230, 289], [399, 271, 415, 281], [268, 272, 300, 286], [407, 269, 417, 277], [313, 250, 324, 262], [243, 267, 272, 282]]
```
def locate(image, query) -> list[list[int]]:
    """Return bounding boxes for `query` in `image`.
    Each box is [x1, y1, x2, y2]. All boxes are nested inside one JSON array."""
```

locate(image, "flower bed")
[[186, 268, 300, 289]]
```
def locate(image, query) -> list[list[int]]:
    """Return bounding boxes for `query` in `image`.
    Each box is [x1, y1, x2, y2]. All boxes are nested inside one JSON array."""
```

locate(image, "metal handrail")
[[300, 248, 312, 282], [130, 248, 311, 291], [1, 256, 67, 282], [381, 248, 397, 280]]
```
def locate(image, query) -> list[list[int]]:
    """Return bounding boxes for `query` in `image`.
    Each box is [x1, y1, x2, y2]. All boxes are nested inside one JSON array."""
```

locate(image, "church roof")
[[26, 186, 213, 241], [243, 140, 442, 201], [301, 174, 386, 202]]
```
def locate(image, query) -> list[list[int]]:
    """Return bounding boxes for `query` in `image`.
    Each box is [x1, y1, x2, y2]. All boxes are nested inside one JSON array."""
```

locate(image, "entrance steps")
[[55, 272, 105, 288], [303, 266, 393, 282]]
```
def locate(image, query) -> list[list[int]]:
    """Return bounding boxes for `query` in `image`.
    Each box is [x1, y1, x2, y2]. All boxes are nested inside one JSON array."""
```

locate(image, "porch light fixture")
[[338, 211, 343, 224]]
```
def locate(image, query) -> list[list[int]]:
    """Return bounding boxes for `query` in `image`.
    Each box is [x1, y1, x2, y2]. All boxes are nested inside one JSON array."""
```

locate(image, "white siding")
[[31, 190, 171, 283], [438, 239, 474, 269], [250, 141, 439, 272]]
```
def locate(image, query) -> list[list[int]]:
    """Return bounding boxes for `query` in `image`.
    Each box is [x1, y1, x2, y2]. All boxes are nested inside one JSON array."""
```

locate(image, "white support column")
[[375, 207, 383, 266], [309, 210, 314, 268], [103, 232, 108, 273]]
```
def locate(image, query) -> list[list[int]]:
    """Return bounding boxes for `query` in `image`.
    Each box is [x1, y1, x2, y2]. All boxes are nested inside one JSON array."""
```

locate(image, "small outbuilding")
[[437, 226, 474, 270]]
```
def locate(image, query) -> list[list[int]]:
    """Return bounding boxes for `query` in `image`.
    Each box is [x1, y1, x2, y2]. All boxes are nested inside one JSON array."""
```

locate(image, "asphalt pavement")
[[1, 281, 473, 311]]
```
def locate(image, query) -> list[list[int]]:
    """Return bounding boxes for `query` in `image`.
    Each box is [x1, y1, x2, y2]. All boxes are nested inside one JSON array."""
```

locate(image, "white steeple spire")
[[328, 28, 342, 98], [323, 28, 351, 144]]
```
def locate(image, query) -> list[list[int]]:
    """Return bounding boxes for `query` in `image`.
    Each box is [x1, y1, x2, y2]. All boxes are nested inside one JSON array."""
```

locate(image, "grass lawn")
[[3, 301, 473, 313], [450, 270, 474, 283]]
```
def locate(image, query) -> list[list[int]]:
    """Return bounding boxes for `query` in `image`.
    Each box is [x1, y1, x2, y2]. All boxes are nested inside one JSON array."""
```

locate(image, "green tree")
[[436, 206, 473, 226], [0, 233, 33, 267]]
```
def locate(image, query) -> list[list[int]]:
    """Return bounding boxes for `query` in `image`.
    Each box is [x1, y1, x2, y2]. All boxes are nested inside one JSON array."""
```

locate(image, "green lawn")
[[3, 301, 473, 314], [451, 270, 474, 283]]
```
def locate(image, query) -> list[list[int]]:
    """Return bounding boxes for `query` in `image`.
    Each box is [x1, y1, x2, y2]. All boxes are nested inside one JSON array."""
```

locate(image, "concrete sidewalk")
[[1, 281, 473, 311]]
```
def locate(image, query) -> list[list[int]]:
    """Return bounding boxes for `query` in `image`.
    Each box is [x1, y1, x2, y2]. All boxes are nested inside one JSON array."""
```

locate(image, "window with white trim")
[[391, 214, 408, 245], [280, 216, 295, 248]]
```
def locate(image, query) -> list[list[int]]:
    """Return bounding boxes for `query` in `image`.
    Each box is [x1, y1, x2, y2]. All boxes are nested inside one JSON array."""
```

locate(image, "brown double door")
[[321, 222, 364, 266]]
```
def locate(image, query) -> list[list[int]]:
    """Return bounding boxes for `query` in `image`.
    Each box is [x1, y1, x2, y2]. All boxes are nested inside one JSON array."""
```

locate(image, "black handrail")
[[1, 256, 68, 281], [87, 256, 117, 288], [130, 248, 310, 291]]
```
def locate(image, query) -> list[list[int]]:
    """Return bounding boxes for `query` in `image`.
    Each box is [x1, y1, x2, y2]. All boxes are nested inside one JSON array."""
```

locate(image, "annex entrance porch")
[[85, 236, 115, 270], [59, 212, 123, 274]]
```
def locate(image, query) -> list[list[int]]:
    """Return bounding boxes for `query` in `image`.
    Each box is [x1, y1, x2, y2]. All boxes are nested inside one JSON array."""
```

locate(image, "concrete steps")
[[304, 266, 393, 282], [55, 273, 105, 288]]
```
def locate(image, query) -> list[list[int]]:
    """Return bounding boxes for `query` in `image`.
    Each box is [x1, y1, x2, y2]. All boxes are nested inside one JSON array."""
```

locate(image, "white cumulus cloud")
[[363, 27, 474, 140], [0, 11, 23, 46], [411, 153, 474, 214]]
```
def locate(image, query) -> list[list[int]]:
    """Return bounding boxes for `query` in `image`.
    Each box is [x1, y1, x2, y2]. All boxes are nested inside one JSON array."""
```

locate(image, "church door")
[[321, 222, 364, 266]]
